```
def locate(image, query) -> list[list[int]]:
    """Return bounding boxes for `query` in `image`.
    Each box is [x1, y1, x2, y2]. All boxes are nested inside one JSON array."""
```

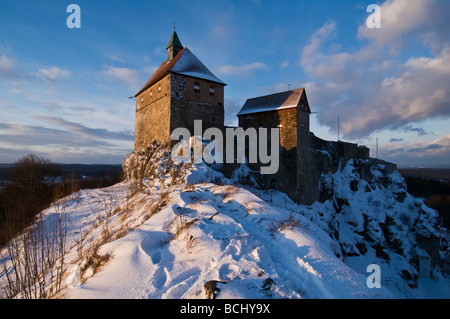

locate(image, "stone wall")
[[238, 108, 297, 151], [170, 73, 225, 141], [182, 76, 224, 107], [134, 73, 225, 151], [133, 72, 398, 207], [296, 107, 313, 204], [237, 108, 299, 202], [134, 75, 172, 150]]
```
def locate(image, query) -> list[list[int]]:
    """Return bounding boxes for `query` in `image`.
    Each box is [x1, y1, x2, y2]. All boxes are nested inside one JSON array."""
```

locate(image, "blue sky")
[[1, 0, 449, 167]]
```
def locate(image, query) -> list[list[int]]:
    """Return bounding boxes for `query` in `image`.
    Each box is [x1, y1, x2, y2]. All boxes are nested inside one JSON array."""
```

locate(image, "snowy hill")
[[1, 145, 449, 299]]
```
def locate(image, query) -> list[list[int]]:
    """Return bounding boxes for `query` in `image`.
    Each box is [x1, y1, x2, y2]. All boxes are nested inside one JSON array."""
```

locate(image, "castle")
[[132, 31, 396, 205]]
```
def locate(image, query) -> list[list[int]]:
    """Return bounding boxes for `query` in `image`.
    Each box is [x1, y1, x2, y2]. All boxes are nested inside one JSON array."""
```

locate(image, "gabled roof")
[[134, 48, 225, 97], [237, 88, 311, 116]]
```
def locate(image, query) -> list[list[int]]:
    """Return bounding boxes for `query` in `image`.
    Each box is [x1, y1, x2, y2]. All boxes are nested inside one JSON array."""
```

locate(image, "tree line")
[[0, 154, 123, 247], [401, 174, 450, 229]]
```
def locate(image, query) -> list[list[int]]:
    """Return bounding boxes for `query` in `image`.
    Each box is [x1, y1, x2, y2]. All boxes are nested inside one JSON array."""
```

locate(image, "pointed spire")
[[167, 26, 183, 61]]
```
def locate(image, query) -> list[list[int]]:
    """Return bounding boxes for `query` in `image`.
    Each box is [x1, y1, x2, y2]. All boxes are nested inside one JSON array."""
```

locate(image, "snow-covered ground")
[[1, 160, 449, 299]]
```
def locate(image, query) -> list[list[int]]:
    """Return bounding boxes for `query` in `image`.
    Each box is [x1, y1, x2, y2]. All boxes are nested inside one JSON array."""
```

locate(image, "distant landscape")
[[398, 168, 450, 229], [0, 163, 122, 182], [398, 168, 450, 183], [0, 158, 123, 246], [1, 162, 449, 231]]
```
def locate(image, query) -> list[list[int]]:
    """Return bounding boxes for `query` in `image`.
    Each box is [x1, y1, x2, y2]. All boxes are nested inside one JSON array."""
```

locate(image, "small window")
[[141, 97, 144, 102], [209, 86, 215, 96], [194, 82, 200, 93], [158, 85, 161, 93], [150, 91, 153, 97]]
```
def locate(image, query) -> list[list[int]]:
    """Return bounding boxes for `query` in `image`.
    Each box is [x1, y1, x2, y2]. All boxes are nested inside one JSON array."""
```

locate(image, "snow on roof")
[[237, 88, 309, 116], [171, 48, 226, 85], [134, 47, 225, 97]]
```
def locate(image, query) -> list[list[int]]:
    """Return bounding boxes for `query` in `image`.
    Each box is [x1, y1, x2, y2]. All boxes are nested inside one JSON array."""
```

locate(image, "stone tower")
[[236, 88, 312, 204], [133, 31, 226, 151]]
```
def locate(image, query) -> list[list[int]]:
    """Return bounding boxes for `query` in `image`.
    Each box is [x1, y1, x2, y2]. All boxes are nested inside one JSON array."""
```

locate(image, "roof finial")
[[173, 22, 176, 31]]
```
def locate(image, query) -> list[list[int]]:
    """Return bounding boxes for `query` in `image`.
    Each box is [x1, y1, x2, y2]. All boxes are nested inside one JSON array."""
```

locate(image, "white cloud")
[[36, 66, 70, 81], [0, 54, 19, 78], [358, 0, 433, 53], [101, 65, 141, 91], [218, 62, 269, 76], [300, 0, 450, 140], [105, 54, 126, 64], [280, 60, 289, 68], [381, 134, 450, 167]]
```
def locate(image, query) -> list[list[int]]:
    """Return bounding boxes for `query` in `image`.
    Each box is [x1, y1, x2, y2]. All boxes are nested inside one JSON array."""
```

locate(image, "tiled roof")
[[134, 48, 225, 97], [237, 88, 310, 116], [134, 48, 186, 97]]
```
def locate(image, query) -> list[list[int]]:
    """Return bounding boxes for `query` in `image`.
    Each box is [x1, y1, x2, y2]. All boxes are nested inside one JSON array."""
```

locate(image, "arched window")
[[209, 86, 215, 96], [194, 82, 200, 93]]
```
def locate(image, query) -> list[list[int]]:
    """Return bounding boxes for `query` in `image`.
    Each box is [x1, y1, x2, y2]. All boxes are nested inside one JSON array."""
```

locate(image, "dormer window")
[[209, 86, 215, 96], [194, 82, 200, 93]]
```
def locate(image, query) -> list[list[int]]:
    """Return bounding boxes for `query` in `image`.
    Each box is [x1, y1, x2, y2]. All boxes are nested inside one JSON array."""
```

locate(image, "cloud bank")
[[301, 0, 450, 140], [382, 134, 450, 167]]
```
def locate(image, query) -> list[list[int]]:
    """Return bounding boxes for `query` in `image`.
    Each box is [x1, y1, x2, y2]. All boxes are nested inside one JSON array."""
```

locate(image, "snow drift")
[[1, 144, 448, 299]]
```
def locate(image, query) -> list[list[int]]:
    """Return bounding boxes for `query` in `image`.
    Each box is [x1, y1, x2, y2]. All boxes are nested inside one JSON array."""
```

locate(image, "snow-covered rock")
[[304, 159, 441, 288], [1, 146, 448, 299]]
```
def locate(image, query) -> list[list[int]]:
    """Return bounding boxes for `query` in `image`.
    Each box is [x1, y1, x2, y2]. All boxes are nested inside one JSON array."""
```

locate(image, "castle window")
[[158, 85, 161, 93], [209, 86, 215, 96], [150, 91, 152, 97], [194, 82, 200, 93]]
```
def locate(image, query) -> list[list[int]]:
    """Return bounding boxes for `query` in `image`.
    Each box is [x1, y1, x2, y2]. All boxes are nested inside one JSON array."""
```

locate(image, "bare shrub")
[[80, 243, 111, 280], [186, 234, 197, 252], [0, 202, 68, 299], [268, 209, 301, 234], [174, 215, 199, 238], [182, 184, 196, 192]]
